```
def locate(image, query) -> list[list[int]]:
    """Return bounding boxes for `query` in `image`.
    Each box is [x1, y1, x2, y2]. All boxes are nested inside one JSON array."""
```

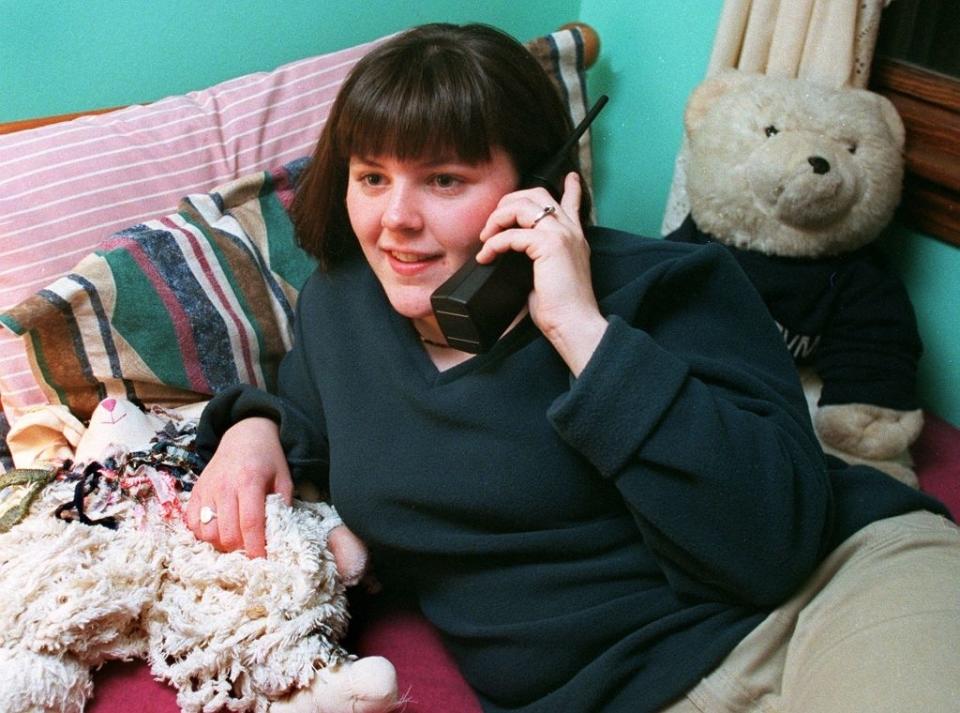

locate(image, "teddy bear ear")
[[873, 92, 906, 150], [684, 70, 750, 135]]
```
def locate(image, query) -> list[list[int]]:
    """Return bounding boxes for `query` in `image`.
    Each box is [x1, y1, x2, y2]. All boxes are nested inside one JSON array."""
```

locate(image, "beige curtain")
[[661, 0, 892, 235]]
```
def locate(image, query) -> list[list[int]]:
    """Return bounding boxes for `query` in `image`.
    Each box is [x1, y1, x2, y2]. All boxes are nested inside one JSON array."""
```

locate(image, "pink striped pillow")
[[0, 36, 385, 421]]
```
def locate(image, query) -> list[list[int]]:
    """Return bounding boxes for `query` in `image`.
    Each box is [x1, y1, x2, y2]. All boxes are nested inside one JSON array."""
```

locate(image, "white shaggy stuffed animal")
[[0, 398, 399, 713]]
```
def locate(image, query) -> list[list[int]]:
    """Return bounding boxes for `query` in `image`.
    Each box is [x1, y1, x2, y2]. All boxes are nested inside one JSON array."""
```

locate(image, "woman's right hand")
[[185, 416, 293, 558]]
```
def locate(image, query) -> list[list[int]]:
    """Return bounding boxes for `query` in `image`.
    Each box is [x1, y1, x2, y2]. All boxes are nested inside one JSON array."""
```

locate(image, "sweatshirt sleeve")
[[548, 243, 834, 607], [195, 281, 331, 489]]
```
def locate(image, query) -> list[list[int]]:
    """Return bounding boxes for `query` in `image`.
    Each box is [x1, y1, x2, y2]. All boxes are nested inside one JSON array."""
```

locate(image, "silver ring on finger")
[[199, 506, 217, 524], [531, 204, 558, 227]]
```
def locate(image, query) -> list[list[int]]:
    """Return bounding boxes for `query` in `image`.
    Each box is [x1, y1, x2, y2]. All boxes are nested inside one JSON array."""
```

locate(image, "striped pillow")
[[0, 36, 382, 421], [0, 26, 594, 425], [0, 161, 315, 420]]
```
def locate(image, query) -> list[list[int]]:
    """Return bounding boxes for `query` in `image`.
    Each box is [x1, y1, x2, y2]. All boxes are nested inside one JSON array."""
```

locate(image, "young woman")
[[186, 23, 960, 713]]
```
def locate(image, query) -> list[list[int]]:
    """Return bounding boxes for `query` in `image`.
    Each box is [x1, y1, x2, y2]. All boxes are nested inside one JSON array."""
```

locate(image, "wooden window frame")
[[870, 57, 960, 247]]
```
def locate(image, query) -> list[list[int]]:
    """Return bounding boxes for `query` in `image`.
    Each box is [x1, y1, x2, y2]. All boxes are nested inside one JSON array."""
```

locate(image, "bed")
[[1, 19, 957, 713]]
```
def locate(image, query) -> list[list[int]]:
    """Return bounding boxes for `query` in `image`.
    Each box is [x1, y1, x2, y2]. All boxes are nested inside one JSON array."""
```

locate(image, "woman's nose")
[[381, 184, 423, 232]]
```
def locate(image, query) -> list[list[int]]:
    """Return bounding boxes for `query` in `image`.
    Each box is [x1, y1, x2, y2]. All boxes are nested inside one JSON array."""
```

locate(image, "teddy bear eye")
[[847, 143, 858, 155], [764, 125, 779, 137]]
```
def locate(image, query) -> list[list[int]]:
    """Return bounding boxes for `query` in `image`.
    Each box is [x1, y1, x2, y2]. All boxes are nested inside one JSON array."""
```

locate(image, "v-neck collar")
[[381, 287, 537, 387], [346, 256, 538, 386]]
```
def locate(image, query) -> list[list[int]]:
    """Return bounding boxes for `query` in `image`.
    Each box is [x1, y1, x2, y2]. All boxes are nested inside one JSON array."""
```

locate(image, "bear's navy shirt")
[[667, 214, 922, 410], [198, 227, 945, 712]]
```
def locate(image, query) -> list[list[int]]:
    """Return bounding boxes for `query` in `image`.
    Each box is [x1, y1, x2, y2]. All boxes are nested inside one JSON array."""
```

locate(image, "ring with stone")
[[199, 506, 217, 524], [531, 204, 558, 226]]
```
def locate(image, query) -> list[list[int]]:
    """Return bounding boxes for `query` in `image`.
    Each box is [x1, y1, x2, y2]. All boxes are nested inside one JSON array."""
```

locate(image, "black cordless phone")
[[430, 95, 609, 353]]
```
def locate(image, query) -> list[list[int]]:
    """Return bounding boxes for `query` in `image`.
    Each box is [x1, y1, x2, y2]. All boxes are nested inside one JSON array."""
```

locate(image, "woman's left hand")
[[477, 172, 607, 376]]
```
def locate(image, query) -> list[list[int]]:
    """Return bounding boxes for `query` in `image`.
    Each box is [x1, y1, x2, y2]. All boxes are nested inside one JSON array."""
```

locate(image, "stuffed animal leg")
[[270, 655, 400, 713], [0, 648, 92, 713]]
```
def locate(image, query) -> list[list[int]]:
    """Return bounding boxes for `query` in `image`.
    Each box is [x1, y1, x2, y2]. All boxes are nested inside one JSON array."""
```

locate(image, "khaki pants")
[[664, 510, 960, 713]]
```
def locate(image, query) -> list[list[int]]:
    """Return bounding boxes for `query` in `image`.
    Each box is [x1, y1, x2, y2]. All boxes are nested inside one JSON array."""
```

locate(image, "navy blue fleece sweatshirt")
[[198, 227, 945, 712]]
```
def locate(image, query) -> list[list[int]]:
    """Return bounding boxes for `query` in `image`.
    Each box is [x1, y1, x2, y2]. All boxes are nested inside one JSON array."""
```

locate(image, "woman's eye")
[[764, 125, 779, 137], [432, 174, 462, 189], [361, 174, 384, 187]]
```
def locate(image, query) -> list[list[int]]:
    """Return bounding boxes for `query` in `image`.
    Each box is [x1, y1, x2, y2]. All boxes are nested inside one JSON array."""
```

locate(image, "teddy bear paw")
[[815, 403, 923, 461], [270, 656, 400, 713]]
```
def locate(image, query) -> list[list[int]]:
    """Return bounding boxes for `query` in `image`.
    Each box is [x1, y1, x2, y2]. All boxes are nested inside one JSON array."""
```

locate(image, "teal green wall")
[[3, 0, 958, 426], [881, 226, 960, 426], [0, 0, 578, 121], [580, 0, 725, 237]]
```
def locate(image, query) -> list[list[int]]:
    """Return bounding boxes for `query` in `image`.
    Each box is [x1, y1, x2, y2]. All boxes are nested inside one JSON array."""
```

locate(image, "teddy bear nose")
[[808, 156, 831, 175]]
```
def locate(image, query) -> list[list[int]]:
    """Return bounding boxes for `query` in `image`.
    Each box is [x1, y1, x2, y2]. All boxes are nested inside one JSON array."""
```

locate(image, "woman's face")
[[346, 147, 519, 337]]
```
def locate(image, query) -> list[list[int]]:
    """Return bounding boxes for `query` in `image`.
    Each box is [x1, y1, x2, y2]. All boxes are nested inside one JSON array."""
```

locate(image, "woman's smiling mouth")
[[386, 250, 443, 276], [390, 251, 432, 263]]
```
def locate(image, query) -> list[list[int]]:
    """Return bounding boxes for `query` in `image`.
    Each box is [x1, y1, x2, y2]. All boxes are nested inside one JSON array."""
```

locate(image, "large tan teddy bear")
[[668, 70, 924, 486]]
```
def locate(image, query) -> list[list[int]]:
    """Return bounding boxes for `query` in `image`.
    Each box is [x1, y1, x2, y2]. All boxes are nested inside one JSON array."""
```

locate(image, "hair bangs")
[[336, 47, 498, 164]]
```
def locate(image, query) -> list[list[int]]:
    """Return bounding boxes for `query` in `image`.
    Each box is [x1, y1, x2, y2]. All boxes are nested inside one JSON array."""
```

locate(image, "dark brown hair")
[[292, 23, 592, 268]]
